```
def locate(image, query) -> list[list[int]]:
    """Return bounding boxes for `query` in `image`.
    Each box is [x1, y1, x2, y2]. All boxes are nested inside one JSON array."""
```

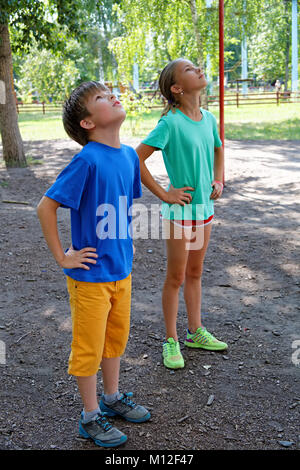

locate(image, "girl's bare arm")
[[211, 145, 224, 200], [136, 143, 193, 205]]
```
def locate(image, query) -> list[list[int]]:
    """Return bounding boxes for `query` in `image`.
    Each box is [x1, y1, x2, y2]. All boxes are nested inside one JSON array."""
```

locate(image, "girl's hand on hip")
[[210, 181, 223, 200], [59, 246, 98, 270], [164, 185, 194, 205]]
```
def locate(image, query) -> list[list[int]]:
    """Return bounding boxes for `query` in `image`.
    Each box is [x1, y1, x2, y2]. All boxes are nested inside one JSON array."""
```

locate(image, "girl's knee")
[[185, 265, 204, 280], [166, 272, 185, 289]]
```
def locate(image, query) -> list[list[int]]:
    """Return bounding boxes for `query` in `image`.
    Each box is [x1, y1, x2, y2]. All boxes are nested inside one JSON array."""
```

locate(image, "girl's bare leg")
[[162, 220, 189, 341], [184, 223, 213, 332]]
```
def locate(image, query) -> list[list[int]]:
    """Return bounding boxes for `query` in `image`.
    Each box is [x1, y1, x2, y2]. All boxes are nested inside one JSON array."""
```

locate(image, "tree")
[[0, 23, 26, 167], [0, 0, 89, 167], [247, 0, 297, 88], [108, 0, 263, 104]]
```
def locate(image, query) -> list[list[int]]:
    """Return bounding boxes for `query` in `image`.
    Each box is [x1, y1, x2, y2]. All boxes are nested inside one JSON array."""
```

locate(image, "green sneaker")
[[184, 327, 228, 351], [162, 337, 185, 369]]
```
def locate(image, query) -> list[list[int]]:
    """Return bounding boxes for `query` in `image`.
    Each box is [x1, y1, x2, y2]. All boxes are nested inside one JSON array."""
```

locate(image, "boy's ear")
[[80, 118, 95, 130]]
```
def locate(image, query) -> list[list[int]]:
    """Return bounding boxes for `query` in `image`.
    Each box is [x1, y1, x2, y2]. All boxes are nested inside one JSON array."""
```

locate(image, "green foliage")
[[247, 0, 295, 83], [108, 0, 264, 84], [1, 0, 91, 53], [15, 45, 80, 102], [120, 90, 152, 135]]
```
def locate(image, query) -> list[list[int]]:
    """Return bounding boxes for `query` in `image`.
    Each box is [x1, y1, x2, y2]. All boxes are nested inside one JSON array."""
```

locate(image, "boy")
[[37, 81, 150, 448]]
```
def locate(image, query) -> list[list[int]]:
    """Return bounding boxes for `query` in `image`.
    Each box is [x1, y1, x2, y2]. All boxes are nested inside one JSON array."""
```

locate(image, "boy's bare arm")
[[37, 196, 98, 270]]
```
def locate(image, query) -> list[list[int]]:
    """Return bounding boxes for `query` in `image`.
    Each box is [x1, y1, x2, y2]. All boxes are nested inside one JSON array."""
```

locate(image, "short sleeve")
[[133, 156, 142, 199], [141, 119, 169, 150], [45, 156, 90, 210], [211, 114, 222, 148]]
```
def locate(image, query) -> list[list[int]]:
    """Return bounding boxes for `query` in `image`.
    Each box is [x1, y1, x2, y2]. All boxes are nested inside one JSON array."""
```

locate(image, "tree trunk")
[[189, 0, 208, 109], [0, 23, 26, 167]]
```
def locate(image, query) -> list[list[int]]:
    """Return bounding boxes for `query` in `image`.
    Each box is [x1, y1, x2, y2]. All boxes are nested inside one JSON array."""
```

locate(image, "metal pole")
[[206, 0, 213, 96], [219, 0, 225, 184], [291, 0, 298, 93], [241, 0, 248, 95]]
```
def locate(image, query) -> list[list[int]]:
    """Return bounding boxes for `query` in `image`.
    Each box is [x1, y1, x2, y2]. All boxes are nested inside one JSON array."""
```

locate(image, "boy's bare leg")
[[101, 357, 120, 395], [76, 375, 98, 412]]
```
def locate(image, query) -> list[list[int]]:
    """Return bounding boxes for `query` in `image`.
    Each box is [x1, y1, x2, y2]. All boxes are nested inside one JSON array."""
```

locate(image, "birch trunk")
[[0, 23, 26, 167], [189, 0, 208, 109]]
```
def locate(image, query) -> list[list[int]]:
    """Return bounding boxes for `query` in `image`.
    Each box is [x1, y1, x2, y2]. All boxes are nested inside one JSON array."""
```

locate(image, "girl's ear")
[[170, 84, 183, 96], [80, 118, 95, 130]]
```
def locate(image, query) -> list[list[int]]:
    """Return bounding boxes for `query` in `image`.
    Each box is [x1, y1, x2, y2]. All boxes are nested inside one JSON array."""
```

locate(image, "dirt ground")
[[0, 137, 299, 451]]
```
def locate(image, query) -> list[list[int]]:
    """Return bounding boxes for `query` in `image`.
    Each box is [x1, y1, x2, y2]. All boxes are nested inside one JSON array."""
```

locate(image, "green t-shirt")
[[142, 108, 222, 220]]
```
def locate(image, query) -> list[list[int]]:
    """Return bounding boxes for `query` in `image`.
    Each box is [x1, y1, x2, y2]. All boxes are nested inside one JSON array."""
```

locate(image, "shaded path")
[[0, 139, 299, 450]]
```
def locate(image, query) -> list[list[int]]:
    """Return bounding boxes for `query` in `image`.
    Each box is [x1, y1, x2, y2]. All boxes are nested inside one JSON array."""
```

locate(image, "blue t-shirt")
[[45, 141, 142, 282]]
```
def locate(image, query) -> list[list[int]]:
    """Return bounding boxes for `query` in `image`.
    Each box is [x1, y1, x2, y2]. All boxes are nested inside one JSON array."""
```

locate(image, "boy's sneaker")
[[162, 337, 185, 369], [100, 392, 151, 423], [184, 326, 228, 351], [79, 412, 127, 448]]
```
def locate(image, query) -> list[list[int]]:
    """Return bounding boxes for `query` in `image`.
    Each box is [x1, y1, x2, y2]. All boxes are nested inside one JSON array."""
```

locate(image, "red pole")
[[219, 0, 225, 184]]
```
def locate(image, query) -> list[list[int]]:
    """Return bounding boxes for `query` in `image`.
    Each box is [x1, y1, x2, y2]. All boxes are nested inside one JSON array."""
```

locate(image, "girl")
[[135, 58, 228, 370]]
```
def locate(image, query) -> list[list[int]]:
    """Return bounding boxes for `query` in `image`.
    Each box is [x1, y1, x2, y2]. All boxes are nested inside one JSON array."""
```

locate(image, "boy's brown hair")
[[63, 81, 108, 146]]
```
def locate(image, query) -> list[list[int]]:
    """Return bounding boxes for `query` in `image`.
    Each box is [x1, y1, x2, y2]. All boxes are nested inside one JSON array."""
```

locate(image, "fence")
[[207, 91, 300, 107], [15, 91, 300, 114], [16, 101, 63, 114]]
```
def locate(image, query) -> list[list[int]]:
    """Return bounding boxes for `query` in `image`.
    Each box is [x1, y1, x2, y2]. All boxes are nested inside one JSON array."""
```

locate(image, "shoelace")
[[121, 393, 136, 409], [164, 341, 178, 356], [197, 329, 217, 343], [95, 413, 112, 432]]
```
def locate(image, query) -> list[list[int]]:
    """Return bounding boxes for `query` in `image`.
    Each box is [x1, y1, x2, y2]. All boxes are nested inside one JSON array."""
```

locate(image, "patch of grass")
[[18, 111, 67, 141], [26, 155, 44, 165], [1, 103, 299, 142], [212, 103, 300, 140]]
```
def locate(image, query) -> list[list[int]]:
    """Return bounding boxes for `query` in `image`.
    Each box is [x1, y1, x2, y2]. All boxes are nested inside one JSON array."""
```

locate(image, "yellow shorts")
[[66, 274, 131, 377]]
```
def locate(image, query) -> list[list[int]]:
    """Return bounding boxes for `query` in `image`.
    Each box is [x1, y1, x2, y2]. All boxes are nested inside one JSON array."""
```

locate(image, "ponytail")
[[161, 98, 180, 117], [159, 59, 182, 117]]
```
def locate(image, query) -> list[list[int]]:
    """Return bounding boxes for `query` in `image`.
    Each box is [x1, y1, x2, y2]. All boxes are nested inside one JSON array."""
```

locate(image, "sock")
[[103, 391, 122, 404], [82, 407, 100, 423]]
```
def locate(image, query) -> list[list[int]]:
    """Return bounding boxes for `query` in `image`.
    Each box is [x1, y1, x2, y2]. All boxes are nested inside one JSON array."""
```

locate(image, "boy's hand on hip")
[[59, 247, 98, 270], [164, 185, 194, 206]]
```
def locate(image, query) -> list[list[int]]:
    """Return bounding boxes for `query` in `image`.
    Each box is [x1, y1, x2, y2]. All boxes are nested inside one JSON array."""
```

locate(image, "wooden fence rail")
[[16, 91, 300, 114]]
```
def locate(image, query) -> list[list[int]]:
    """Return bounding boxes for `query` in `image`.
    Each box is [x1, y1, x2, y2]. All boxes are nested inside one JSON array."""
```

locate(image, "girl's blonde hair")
[[159, 59, 183, 116]]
